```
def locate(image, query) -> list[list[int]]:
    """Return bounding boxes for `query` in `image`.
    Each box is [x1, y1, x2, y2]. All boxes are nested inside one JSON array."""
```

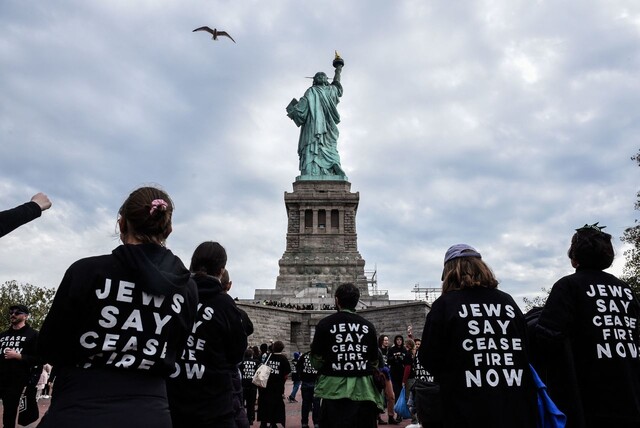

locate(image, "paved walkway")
[[1, 379, 418, 427], [279, 380, 416, 428]]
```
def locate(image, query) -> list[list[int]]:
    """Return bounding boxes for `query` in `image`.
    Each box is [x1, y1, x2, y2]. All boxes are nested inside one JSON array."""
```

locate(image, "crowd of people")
[[257, 301, 335, 311], [1, 187, 640, 428]]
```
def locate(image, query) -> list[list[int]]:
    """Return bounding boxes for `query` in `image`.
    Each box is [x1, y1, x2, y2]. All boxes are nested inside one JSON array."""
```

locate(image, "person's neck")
[[122, 235, 161, 245], [123, 235, 143, 245], [11, 322, 25, 330]]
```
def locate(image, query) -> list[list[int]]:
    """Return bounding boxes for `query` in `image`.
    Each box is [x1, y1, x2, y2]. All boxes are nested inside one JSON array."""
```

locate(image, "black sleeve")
[[310, 319, 328, 371], [21, 328, 42, 367], [310, 319, 326, 358], [296, 355, 304, 377], [0, 201, 41, 238], [223, 297, 249, 366], [38, 267, 81, 366], [239, 308, 254, 336], [402, 351, 413, 366], [367, 322, 379, 368], [419, 298, 446, 377], [280, 355, 292, 377], [537, 278, 576, 340]]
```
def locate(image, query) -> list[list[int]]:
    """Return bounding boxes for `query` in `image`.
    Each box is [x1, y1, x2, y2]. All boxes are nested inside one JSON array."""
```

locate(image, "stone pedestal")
[[272, 180, 369, 298]]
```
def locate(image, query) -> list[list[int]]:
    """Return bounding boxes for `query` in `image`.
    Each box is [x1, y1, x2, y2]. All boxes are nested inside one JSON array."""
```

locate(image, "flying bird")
[[193, 26, 236, 43]]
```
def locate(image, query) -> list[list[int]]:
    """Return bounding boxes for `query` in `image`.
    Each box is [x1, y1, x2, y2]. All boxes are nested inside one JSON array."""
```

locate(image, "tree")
[[621, 151, 640, 296], [522, 287, 550, 312], [0, 280, 56, 331]]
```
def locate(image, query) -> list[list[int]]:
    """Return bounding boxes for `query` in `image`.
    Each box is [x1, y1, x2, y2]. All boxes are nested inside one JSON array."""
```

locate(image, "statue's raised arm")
[[286, 52, 347, 181], [332, 50, 344, 84]]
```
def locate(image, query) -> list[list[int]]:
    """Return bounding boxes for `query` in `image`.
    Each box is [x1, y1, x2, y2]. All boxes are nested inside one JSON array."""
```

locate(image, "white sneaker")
[[405, 424, 422, 428]]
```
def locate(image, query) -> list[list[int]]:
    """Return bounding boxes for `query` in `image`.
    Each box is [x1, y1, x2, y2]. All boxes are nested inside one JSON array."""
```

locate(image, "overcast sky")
[[1, 0, 639, 308]]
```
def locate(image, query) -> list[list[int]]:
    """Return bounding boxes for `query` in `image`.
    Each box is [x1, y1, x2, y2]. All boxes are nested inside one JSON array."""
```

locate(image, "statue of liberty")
[[286, 53, 346, 180]]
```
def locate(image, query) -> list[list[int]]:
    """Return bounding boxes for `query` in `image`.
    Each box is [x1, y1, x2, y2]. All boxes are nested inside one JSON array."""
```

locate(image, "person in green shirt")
[[310, 283, 384, 427]]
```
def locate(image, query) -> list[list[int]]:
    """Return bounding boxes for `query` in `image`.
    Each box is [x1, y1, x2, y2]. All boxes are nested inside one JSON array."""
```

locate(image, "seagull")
[[193, 26, 236, 43]]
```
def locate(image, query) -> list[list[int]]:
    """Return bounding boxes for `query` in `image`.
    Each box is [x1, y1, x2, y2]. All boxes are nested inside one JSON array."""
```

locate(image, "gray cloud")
[[1, 0, 639, 307]]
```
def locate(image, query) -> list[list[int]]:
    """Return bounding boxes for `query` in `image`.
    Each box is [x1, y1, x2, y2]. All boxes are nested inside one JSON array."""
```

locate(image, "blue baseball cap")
[[443, 244, 482, 264]]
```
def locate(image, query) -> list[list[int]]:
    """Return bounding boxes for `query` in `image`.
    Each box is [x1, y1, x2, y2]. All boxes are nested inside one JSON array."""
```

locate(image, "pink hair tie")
[[150, 199, 168, 215]]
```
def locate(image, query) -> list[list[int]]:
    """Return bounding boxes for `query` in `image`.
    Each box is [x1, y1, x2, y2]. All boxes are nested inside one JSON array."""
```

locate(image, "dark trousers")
[[0, 385, 23, 428], [243, 383, 257, 423], [390, 372, 403, 407], [319, 398, 377, 428], [301, 382, 320, 426], [231, 370, 250, 428]]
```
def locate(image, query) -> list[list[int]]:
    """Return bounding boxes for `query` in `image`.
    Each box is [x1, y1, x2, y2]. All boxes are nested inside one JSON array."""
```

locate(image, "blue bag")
[[530, 365, 567, 428], [394, 385, 412, 420]]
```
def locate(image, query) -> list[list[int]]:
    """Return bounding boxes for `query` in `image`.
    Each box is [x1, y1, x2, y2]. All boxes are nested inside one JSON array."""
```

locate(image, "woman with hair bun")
[[537, 224, 640, 427], [37, 186, 198, 428], [418, 244, 536, 428]]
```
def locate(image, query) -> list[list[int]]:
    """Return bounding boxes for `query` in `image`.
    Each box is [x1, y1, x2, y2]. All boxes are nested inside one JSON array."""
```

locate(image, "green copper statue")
[[286, 52, 347, 181]]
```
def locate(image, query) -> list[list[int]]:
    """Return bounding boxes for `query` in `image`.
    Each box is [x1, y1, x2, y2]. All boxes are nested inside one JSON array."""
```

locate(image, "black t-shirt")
[[263, 353, 291, 394], [290, 357, 300, 382], [0, 323, 39, 384], [36, 244, 199, 427], [38, 244, 198, 375], [169, 275, 247, 379], [240, 357, 260, 385], [388, 344, 406, 369], [413, 350, 434, 382], [297, 351, 318, 383], [537, 268, 640, 424], [167, 275, 247, 422], [419, 287, 536, 428], [311, 309, 378, 377]]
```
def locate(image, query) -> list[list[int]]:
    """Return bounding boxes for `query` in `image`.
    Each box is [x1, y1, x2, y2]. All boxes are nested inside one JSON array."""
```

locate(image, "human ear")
[[118, 217, 127, 234]]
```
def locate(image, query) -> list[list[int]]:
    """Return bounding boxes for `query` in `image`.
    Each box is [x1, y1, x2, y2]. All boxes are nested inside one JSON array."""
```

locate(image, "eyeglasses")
[[8, 310, 26, 315]]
